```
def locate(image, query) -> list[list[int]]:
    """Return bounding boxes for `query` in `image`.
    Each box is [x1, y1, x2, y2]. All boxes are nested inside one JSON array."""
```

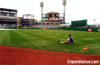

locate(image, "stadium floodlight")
[[62, 0, 66, 24], [40, 2, 44, 7], [63, 0, 66, 6], [40, 2, 44, 24]]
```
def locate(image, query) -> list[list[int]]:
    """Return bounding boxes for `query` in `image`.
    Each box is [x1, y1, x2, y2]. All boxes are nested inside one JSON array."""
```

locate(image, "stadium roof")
[[0, 8, 17, 12], [47, 11, 59, 14]]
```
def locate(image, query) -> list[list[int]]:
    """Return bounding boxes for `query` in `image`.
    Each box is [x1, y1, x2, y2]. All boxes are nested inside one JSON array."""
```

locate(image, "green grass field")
[[0, 29, 100, 55]]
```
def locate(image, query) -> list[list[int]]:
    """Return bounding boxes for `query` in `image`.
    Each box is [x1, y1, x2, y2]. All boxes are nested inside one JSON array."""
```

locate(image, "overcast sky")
[[0, 0, 100, 24]]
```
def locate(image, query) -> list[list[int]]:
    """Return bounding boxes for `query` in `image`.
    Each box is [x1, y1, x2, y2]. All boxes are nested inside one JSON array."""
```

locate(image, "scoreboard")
[[46, 12, 59, 22], [42, 11, 64, 23]]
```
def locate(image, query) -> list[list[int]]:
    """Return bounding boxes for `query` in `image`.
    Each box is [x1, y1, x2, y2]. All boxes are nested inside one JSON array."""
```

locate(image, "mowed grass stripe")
[[8, 30, 31, 47], [16, 30, 60, 50], [0, 29, 100, 54], [26, 30, 100, 54], [14, 30, 44, 48], [20, 30, 58, 42], [0, 31, 7, 44], [1, 30, 11, 45], [14, 29, 100, 53], [14, 30, 80, 51]]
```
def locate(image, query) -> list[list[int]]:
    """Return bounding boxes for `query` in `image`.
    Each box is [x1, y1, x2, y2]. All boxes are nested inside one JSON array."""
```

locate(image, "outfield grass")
[[0, 29, 100, 55]]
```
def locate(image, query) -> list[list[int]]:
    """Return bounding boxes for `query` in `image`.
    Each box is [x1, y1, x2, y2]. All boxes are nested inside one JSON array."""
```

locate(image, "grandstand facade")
[[20, 14, 37, 28], [0, 8, 62, 28], [0, 8, 38, 28], [0, 8, 17, 28]]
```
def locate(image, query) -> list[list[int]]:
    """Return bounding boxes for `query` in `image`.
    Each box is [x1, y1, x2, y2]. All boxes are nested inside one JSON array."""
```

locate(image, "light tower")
[[40, 2, 44, 24], [63, 0, 66, 24]]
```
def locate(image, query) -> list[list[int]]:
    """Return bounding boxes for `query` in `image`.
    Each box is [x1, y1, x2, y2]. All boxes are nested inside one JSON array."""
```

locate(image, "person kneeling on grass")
[[58, 34, 74, 44]]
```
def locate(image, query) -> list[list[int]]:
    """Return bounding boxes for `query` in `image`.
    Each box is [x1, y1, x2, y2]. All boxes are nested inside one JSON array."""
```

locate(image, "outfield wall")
[[5, 26, 99, 32], [62, 27, 99, 32], [71, 20, 87, 27]]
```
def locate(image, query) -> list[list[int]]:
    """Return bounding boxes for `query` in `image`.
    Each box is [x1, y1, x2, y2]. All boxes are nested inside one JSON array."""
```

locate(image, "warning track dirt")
[[0, 46, 100, 65]]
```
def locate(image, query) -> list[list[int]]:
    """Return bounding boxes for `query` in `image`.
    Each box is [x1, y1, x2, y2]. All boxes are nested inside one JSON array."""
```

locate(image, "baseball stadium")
[[0, 0, 100, 65]]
